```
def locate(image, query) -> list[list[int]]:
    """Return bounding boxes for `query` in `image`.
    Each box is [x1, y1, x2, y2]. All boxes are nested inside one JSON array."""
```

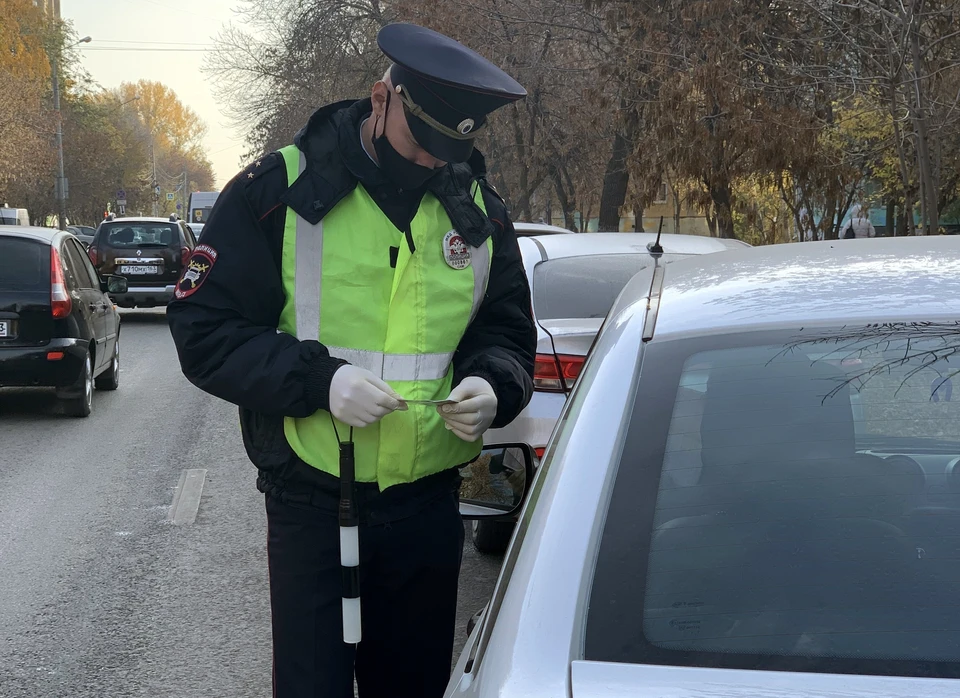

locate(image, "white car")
[[456, 236, 960, 698], [474, 232, 748, 551]]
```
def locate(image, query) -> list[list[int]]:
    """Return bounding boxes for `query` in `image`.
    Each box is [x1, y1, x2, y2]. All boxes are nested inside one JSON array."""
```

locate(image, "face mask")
[[373, 92, 438, 190]]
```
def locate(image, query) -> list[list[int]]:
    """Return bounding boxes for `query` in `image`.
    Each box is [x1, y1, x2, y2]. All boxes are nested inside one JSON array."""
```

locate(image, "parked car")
[[67, 225, 96, 248], [0, 226, 127, 416], [473, 232, 748, 552], [453, 236, 960, 698], [88, 214, 197, 308]]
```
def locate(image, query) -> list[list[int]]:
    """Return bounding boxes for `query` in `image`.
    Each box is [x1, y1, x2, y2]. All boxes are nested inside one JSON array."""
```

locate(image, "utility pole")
[[151, 138, 159, 217], [52, 35, 91, 230]]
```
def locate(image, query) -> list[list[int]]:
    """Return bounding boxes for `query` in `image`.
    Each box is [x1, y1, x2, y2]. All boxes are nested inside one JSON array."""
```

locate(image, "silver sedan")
[[474, 232, 748, 553], [456, 236, 960, 697]]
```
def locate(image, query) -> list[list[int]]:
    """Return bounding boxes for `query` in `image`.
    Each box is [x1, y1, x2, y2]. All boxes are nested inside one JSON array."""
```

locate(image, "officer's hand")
[[329, 365, 406, 428], [438, 376, 498, 442]]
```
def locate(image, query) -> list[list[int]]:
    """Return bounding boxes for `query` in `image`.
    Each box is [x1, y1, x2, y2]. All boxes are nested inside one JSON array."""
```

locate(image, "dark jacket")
[[167, 99, 536, 518]]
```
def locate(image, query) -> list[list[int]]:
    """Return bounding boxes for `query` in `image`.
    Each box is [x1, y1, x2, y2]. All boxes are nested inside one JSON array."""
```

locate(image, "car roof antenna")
[[647, 216, 665, 256]]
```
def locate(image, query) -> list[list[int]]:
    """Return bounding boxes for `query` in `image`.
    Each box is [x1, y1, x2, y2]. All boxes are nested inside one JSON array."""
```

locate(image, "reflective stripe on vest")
[[290, 153, 490, 383]]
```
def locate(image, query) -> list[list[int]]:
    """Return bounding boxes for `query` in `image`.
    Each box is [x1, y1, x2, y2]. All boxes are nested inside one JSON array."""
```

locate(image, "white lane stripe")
[[168, 469, 207, 525]]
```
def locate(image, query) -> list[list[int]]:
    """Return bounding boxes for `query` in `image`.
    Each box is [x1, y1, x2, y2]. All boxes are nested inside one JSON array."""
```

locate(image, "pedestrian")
[[840, 204, 877, 239], [167, 22, 536, 698]]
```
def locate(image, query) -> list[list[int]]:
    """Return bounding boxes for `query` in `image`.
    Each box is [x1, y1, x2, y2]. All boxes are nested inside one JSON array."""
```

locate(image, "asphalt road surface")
[[0, 309, 502, 697]]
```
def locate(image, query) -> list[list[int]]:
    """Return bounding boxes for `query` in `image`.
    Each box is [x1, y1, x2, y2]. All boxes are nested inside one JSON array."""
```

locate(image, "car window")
[[0, 237, 48, 291], [99, 223, 180, 248], [57, 239, 83, 291], [69, 238, 101, 288], [533, 254, 658, 320], [182, 223, 196, 246], [586, 323, 960, 678], [62, 239, 97, 290]]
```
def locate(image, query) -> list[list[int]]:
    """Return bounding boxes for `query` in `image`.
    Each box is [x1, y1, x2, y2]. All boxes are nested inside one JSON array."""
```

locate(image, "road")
[[0, 309, 502, 697]]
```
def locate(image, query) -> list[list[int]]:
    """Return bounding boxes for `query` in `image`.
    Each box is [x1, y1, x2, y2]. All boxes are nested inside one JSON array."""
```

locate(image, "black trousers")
[[265, 490, 465, 698]]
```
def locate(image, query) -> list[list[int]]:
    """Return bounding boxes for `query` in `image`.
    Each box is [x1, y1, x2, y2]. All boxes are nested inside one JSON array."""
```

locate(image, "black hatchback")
[[0, 226, 128, 416]]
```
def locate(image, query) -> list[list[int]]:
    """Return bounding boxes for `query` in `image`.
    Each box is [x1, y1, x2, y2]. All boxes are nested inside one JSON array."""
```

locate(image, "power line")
[[93, 39, 215, 46], [81, 47, 210, 52]]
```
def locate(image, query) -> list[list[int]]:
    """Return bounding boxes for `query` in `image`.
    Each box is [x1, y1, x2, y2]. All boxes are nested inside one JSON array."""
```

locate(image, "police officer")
[[167, 22, 536, 698]]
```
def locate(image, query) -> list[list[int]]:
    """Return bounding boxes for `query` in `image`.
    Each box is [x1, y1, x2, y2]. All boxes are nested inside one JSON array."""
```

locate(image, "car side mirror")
[[459, 443, 534, 520], [102, 275, 128, 294]]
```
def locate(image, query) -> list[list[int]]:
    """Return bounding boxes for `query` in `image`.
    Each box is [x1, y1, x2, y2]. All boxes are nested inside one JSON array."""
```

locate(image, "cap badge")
[[442, 230, 472, 270], [457, 118, 475, 135]]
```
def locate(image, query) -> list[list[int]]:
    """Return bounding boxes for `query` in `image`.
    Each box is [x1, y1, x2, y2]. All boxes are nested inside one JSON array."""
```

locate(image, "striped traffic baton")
[[333, 421, 361, 644]]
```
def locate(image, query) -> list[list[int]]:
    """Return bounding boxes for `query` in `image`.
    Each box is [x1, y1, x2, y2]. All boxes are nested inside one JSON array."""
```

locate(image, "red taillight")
[[47, 351, 65, 361], [87, 245, 98, 266], [533, 353, 585, 392], [51, 247, 72, 319]]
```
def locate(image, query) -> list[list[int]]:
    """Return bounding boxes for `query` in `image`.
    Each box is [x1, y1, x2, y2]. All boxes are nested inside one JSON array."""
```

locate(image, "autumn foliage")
[[0, 10, 213, 226]]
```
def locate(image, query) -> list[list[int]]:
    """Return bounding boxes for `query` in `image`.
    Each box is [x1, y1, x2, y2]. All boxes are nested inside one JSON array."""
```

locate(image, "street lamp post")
[[52, 35, 92, 230]]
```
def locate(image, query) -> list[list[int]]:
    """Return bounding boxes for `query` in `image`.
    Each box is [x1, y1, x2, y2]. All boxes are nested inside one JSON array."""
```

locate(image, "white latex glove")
[[329, 364, 406, 428], [438, 376, 498, 442]]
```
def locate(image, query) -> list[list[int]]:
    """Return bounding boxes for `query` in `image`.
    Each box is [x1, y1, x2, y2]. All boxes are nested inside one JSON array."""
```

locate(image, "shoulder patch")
[[175, 244, 218, 299], [239, 153, 282, 183]]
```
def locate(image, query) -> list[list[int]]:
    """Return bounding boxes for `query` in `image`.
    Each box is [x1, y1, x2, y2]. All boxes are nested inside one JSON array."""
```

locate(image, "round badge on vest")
[[442, 230, 472, 270]]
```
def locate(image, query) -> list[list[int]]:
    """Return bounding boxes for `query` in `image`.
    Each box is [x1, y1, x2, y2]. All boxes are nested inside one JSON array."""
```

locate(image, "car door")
[[72, 237, 117, 362], [61, 238, 108, 371]]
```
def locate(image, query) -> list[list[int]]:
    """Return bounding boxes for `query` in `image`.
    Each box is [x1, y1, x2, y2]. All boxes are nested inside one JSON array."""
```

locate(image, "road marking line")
[[168, 468, 207, 525]]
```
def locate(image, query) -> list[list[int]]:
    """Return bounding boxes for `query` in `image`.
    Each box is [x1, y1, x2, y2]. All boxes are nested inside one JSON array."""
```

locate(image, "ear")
[[371, 81, 389, 119]]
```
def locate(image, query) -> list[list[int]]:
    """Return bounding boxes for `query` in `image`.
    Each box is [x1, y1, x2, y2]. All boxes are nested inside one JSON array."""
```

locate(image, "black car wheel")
[[95, 336, 120, 391], [62, 353, 93, 418], [471, 519, 515, 555]]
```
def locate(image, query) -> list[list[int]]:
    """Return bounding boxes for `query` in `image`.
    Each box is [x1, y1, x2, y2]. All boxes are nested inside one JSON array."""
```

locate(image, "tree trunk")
[[672, 187, 682, 234], [598, 103, 639, 232], [909, 20, 939, 235], [598, 131, 630, 231], [549, 163, 577, 232], [887, 46, 917, 236], [915, 146, 929, 234], [710, 180, 736, 239], [886, 197, 896, 237], [509, 103, 532, 221], [707, 205, 718, 237], [633, 202, 644, 232]]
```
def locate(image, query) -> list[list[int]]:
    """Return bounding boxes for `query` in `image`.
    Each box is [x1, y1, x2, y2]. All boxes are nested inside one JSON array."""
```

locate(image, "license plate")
[[119, 265, 160, 275], [0, 321, 7, 338]]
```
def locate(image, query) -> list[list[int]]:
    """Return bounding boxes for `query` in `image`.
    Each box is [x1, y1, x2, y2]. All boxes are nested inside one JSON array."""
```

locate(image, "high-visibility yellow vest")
[[276, 145, 492, 490]]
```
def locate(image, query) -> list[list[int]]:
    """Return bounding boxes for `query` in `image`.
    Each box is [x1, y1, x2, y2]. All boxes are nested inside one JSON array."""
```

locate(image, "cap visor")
[[406, 113, 475, 163]]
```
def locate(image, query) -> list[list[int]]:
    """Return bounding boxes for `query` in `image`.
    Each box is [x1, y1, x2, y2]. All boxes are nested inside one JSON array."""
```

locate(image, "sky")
[[62, 0, 246, 188]]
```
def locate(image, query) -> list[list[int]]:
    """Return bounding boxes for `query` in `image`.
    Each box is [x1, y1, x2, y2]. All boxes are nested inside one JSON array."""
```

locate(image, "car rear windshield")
[[533, 254, 663, 320], [0, 237, 48, 291], [98, 223, 179, 248], [586, 323, 960, 679]]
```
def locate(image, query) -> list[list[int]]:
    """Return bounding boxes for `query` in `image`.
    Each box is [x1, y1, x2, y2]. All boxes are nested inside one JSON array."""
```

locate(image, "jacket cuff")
[[304, 353, 349, 414]]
